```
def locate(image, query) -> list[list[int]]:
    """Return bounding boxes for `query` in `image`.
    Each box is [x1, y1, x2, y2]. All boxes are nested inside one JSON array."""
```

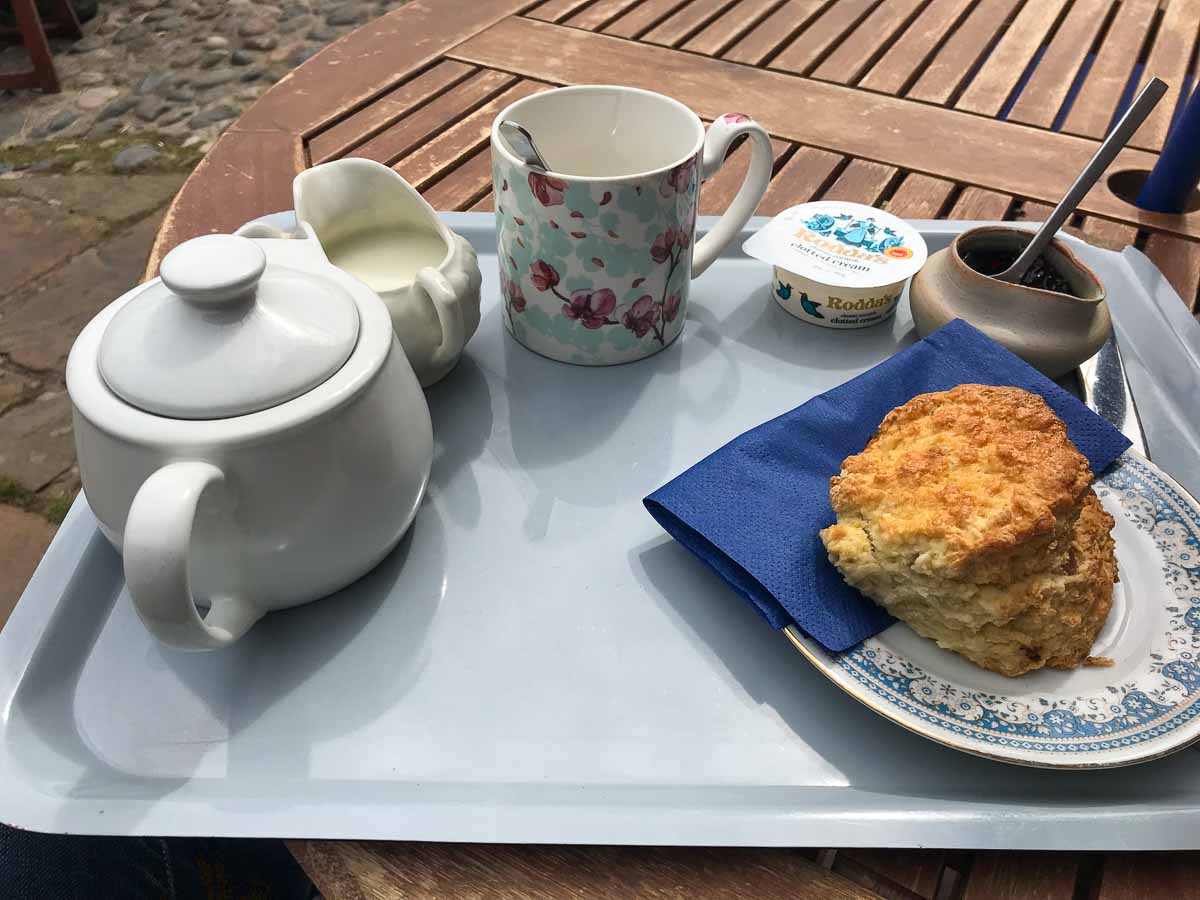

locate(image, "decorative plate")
[[786, 451, 1200, 768]]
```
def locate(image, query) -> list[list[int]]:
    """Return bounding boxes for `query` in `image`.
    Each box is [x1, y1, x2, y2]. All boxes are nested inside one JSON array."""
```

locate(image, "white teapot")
[[286, 158, 482, 387], [65, 230, 433, 650]]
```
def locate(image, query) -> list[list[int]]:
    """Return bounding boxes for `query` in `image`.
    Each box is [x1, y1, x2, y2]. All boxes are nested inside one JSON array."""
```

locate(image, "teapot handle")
[[416, 267, 466, 373], [123, 461, 263, 651]]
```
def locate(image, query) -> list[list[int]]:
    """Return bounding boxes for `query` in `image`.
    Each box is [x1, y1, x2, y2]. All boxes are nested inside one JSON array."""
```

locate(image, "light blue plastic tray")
[[1, 214, 1195, 848]]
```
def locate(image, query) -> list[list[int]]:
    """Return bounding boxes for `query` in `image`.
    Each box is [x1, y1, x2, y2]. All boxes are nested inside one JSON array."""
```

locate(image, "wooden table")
[[148, 1, 1200, 896]]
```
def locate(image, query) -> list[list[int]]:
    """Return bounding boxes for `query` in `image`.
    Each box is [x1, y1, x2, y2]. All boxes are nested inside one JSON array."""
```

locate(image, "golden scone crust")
[[828, 385, 1093, 585], [822, 492, 1116, 676]]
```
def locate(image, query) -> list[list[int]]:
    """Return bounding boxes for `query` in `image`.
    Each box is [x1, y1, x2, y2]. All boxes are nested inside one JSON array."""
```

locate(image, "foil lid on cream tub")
[[742, 201, 928, 329]]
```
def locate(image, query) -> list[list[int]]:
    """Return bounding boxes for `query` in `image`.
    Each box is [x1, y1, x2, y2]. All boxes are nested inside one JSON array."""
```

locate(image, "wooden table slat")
[[837, 849, 949, 899], [949, 185, 1013, 219], [769, 0, 879, 75], [1005, 0, 1116, 129], [809, 0, 923, 84], [526, 0, 597, 22], [350, 69, 517, 168], [1143, 231, 1200, 312], [448, 16, 1200, 238], [643, 0, 739, 47], [681, 0, 787, 56], [955, 0, 1070, 116], [563, 0, 643, 30], [885, 172, 957, 219], [421, 145, 496, 210], [147, 130, 303, 277], [1098, 852, 1200, 899], [906, 0, 1024, 105], [859, 0, 974, 94], [1079, 215, 1138, 248], [307, 60, 476, 165], [722, 0, 831, 66], [1130, 0, 1200, 152], [821, 157, 898, 204], [1060, 0, 1159, 138], [289, 841, 891, 900], [392, 79, 548, 190], [234, 0, 532, 134], [468, 192, 495, 212], [962, 852, 1081, 900], [602, 0, 693, 39], [759, 144, 844, 213], [699, 135, 791, 214]]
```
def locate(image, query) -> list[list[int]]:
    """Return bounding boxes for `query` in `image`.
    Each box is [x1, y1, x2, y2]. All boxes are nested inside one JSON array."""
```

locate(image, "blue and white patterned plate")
[[786, 451, 1200, 768]]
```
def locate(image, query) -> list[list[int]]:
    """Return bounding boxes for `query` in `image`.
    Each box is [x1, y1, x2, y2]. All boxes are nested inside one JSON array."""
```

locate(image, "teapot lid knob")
[[160, 234, 266, 307]]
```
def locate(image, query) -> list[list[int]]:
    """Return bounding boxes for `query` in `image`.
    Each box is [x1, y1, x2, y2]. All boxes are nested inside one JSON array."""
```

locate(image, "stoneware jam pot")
[[909, 225, 1110, 378], [65, 229, 434, 650], [291, 158, 482, 388]]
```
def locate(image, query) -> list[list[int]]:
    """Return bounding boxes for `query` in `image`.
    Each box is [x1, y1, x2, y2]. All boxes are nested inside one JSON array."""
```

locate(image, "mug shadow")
[[630, 535, 1194, 802], [425, 354, 494, 529], [503, 326, 683, 537]]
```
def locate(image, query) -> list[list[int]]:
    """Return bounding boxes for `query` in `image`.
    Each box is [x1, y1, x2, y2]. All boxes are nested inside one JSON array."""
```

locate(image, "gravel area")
[[0, 0, 407, 168]]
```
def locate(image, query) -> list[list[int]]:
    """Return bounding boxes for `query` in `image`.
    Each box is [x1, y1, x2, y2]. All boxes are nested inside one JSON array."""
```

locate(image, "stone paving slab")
[[0, 390, 75, 493], [1, 208, 169, 372], [0, 505, 57, 629], [0, 173, 187, 227], [1, 194, 99, 289]]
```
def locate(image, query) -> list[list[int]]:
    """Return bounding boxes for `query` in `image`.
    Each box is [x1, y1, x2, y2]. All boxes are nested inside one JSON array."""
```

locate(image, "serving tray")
[[2, 214, 1198, 850]]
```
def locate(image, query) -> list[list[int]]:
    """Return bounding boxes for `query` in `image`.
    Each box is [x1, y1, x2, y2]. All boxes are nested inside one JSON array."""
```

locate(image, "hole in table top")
[[1107, 168, 1200, 214]]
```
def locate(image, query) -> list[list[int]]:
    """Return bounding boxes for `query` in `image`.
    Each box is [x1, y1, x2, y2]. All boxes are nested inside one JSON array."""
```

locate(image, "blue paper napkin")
[[643, 319, 1132, 652]]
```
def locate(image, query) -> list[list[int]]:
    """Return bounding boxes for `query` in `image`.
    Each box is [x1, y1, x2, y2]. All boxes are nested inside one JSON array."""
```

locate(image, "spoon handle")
[[998, 77, 1167, 284], [498, 120, 551, 172]]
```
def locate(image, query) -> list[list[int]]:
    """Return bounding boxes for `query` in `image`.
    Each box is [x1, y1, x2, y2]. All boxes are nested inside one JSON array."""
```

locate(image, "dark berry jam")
[[960, 246, 1077, 296]]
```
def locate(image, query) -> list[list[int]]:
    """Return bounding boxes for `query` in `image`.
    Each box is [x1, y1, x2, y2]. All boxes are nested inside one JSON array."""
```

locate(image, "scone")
[[825, 385, 1092, 586], [824, 491, 1116, 676], [819, 385, 1117, 677]]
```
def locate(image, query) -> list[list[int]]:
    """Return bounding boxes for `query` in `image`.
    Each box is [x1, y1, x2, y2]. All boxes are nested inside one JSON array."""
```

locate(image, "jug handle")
[[123, 461, 263, 651], [416, 267, 465, 369]]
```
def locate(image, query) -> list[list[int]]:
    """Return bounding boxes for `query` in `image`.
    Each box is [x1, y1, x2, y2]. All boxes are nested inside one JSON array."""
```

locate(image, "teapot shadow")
[[155, 506, 446, 778], [425, 355, 494, 528]]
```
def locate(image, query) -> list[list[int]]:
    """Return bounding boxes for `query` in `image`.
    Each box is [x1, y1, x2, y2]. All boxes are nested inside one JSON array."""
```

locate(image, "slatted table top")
[[148, 1, 1200, 896]]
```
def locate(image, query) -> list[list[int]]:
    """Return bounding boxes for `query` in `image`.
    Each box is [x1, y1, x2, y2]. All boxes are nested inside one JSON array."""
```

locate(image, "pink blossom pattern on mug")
[[622, 295, 658, 337], [651, 228, 679, 263], [496, 150, 698, 358], [663, 290, 681, 323], [528, 172, 567, 207], [659, 156, 697, 198], [563, 289, 618, 329], [530, 259, 560, 291], [499, 266, 526, 318], [720, 113, 751, 124]]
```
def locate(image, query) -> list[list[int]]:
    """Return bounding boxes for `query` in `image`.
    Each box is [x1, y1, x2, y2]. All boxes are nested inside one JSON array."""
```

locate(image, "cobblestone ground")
[[0, 0, 406, 619]]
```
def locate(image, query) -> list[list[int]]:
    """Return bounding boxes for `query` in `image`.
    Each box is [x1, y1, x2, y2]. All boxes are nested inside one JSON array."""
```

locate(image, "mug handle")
[[691, 114, 774, 277], [416, 266, 466, 373], [123, 461, 263, 651]]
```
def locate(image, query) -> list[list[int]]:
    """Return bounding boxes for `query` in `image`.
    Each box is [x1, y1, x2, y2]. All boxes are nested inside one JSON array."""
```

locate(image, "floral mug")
[[490, 85, 773, 365]]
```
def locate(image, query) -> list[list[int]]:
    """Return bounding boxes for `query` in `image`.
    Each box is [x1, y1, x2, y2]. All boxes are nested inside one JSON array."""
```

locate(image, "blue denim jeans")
[[0, 827, 317, 899]]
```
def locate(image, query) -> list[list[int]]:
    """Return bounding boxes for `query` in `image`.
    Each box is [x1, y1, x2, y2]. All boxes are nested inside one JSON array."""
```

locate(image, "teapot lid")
[[98, 234, 360, 420]]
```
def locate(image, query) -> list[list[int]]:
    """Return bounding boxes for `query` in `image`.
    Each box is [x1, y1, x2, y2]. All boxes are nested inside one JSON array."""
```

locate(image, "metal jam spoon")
[[995, 77, 1168, 284], [498, 120, 551, 172]]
